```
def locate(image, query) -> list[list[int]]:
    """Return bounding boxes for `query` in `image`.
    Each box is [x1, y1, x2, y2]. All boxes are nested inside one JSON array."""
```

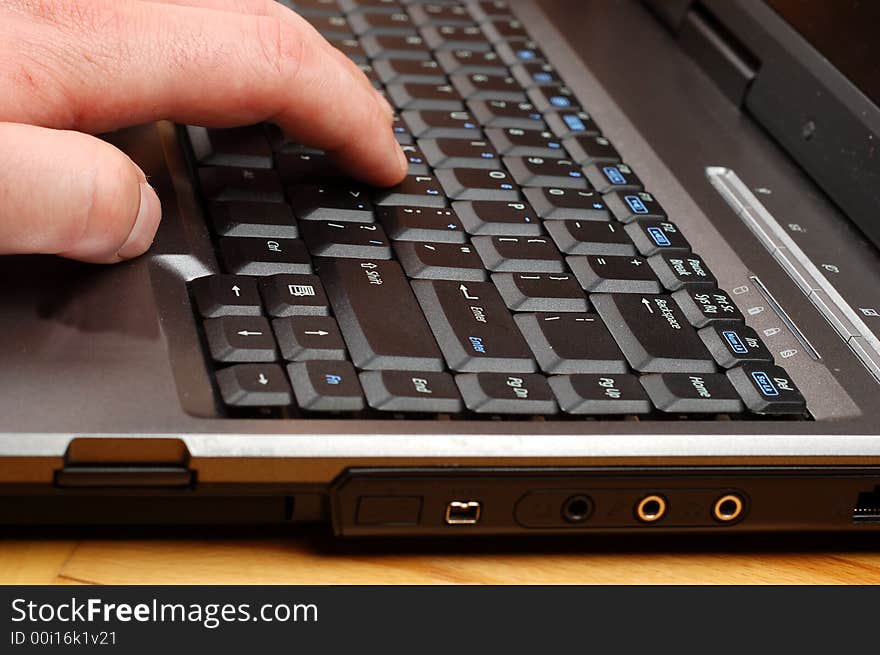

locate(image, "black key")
[[402, 109, 481, 138], [472, 235, 565, 273], [522, 187, 610, 221], [401, 142, 430, 174], [273, 316, 347, 361], [374, 174, 446, 207], [408, 4, 474, 27], [527, 85, 580, 112], [469, 0, 514, 21], [546, 110, 601, 138], [435, 167, 520, 201], [453, 199, 542, 235], [649, 253, 716, 291], [387, 82, 464, 110], [481, 17, 529, 42], [219, 237, 312, 275], [373, 58, 446, 84], [568, 255, 661, 294], [339, 0, 398, 14], [485, 127, 566, 158], [288, 184, 374, 223], [492, 272, 588, 312], [699, 324, 774, 368], [308, 14, 354, 38], [198, 167, 284, 203], [584, 162, 644, 193], [495, 39, 547, 65], [545, 220, 635, 256], [348, 10, 415, 35], [468, 99, 546, 130], [435, 49, 508, 75], [456, 373, 557, 414], [563, 135, 621, 166], [327, 37, 368, 64], [191, 275, 262, 318], [640, 373, 744, 414], [276, 149, 341, 184], [377, 205, 466, 242], [726, 363, 806, 415], [287, 360, 365, 412], [392, 114, 415, 144], [395, 241, 487, 280], [605, 190, 667, 223], [411, 279, 537, 372], [361, 34, 433, 60], [283, 0, 342, 17], [510, 62, 564, 89], [300, 221, 392, 259], [672, 288, 745, 328], [418, 138, 502, 169], [591, 293, 716, 373], [359, 370, 463, 412], [186, 125, 273, 168], [549, 374, 652, 415], [204, 316, 276, 362], [422, 24, 492, 51], [208, 200, 298, 239], [259, 274, 330, 317], [515, 313, 627, 374], [503, 156, 588, 189], [626, 220, 691, 256], [215, 364, 292, 408], [450, 73, 526, 102], [318, 258, 445, 370]]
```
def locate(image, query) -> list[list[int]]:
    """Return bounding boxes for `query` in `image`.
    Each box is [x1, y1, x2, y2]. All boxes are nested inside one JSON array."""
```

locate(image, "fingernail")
[[117, 182, 161, 260], [375, 90, 395, 122]]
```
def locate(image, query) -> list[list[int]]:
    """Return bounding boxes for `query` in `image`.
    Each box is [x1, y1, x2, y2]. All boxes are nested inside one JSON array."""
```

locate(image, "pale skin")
[[0, 0, 408, 263]]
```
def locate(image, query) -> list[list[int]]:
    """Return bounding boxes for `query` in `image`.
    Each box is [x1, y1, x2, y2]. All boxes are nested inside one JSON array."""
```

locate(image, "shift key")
[[318, 258, 445, 371], [412, 279, 537, 373]]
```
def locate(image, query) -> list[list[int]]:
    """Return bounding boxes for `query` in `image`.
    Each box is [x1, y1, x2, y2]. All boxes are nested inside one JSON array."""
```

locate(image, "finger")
[[11, 0, 406, 185], [0, 122, 161, 263]]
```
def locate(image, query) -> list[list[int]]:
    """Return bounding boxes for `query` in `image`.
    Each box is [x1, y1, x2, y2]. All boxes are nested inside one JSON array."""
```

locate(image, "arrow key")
[[203, 316, 276, 363], [215, 364, 293, 408], [191, 275, 262, 318], [273, 316, 347, 361]]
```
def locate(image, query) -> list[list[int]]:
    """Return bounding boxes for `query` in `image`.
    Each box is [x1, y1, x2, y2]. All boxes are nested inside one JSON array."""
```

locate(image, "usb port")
[[444, 501, 482, 525]]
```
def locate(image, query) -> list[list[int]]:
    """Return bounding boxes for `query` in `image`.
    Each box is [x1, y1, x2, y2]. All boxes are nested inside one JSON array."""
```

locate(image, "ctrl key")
[[726, 363, 806, 415], [287, 361, 365, 412], [216, 364, 292, 408]]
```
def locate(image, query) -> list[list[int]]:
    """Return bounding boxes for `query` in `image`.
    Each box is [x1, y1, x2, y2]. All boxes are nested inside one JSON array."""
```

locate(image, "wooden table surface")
[[4, 527, 880, 584]]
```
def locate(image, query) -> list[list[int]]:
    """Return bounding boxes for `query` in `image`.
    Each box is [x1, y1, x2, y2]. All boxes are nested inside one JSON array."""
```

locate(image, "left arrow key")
[[204, 316, 277, 363]]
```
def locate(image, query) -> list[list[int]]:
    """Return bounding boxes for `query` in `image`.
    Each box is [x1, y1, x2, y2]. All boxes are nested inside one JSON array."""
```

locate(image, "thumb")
[[0, 122, 161, 264]]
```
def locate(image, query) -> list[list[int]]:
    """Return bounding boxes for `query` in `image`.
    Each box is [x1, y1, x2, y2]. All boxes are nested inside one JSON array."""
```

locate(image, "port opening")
[[635, 494, 667, 523], [853, 486, 880, 524], [712, 494, 745, 523], [561, 495, 593, 524], [445, 501, 482, 525]]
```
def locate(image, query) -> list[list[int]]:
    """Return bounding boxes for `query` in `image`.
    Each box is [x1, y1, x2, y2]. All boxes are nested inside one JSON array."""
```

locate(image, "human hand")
[[0, 0, 406, 263]]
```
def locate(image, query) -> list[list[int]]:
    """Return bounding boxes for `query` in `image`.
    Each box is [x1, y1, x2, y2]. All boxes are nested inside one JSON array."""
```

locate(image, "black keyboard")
[[182, 0, 808, 420]]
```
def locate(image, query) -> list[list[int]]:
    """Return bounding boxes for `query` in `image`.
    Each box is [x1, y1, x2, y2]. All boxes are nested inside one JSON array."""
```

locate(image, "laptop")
[[1, 0, 879, 536]]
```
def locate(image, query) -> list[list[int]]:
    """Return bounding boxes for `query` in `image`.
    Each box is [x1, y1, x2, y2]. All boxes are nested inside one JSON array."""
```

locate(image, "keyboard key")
[[219, 237, 312, 275], [373, 57, 446, 84], [374, 174, 446, 207], [273, 315, 347, 361], [198, 167, 284, 203], [288, 184, 374, 222], [187, 125, 273, 169], [377, 205, 466, 242], [640, 373, 744, 414], [360, 370, 463, 412], [392, 113, 415, 144], [318, 258, 445, 370], [605, 190, 667, 223], [191, 275, 262, 318], [485, 127, 566, 158], [339, 0, 398, 14], [400, 142, 430, 174], [208, 201, 298, 239], [514, 313, 627, 374], [361, 34, 433, 60], [649, 253, 716, 291], [435, 167, 520, 200], [699, 324, 774, 368], [387, 82, 464, 110], [283, 0, 342, 17], [411, 279, 537, 372], [584, 163, 644, 193], [259, 274, 330, 317], [408, 3, 474, 27], [726, 363, 806, 415], [527, 85, 580, 112], [455, 373, 557, 414], [495, 39, 547, 65], [563, 135, 621, 166], [288, 360, 365, 412], [276, 149, 341, 184], [395, 241, 487, 280], [453, 199, 541, 235], [626, 220, 691, 256], [435, 49, 508, 75], [510, 62, 564, 89], [402, 109, 482, 138], [522, 187, 610, 221], [492, 272, 588, 312], [591, 293, 716, 373], [568, 255, 661, 294], [545, 220, 635, 256], [546, 110, 601, 138], [308, 14, 354, 39], [549, 374, 652, 414], [469, 0, 514, 21], [672, 288, 745, 327], [204, 316, 276, 362], [422, 24, 492, 50], [450, 73, 527, 101], [327, 37, 369, 64], [468, 99, 546, 130], [472, 235, 565, 273], [503, 156, 587, 188], [348, 10, 415, 35], [215, 364, 292, 408], [480, 17, 530, 42], [418, 138, 502, 169], [300, 221, 392, 259]]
